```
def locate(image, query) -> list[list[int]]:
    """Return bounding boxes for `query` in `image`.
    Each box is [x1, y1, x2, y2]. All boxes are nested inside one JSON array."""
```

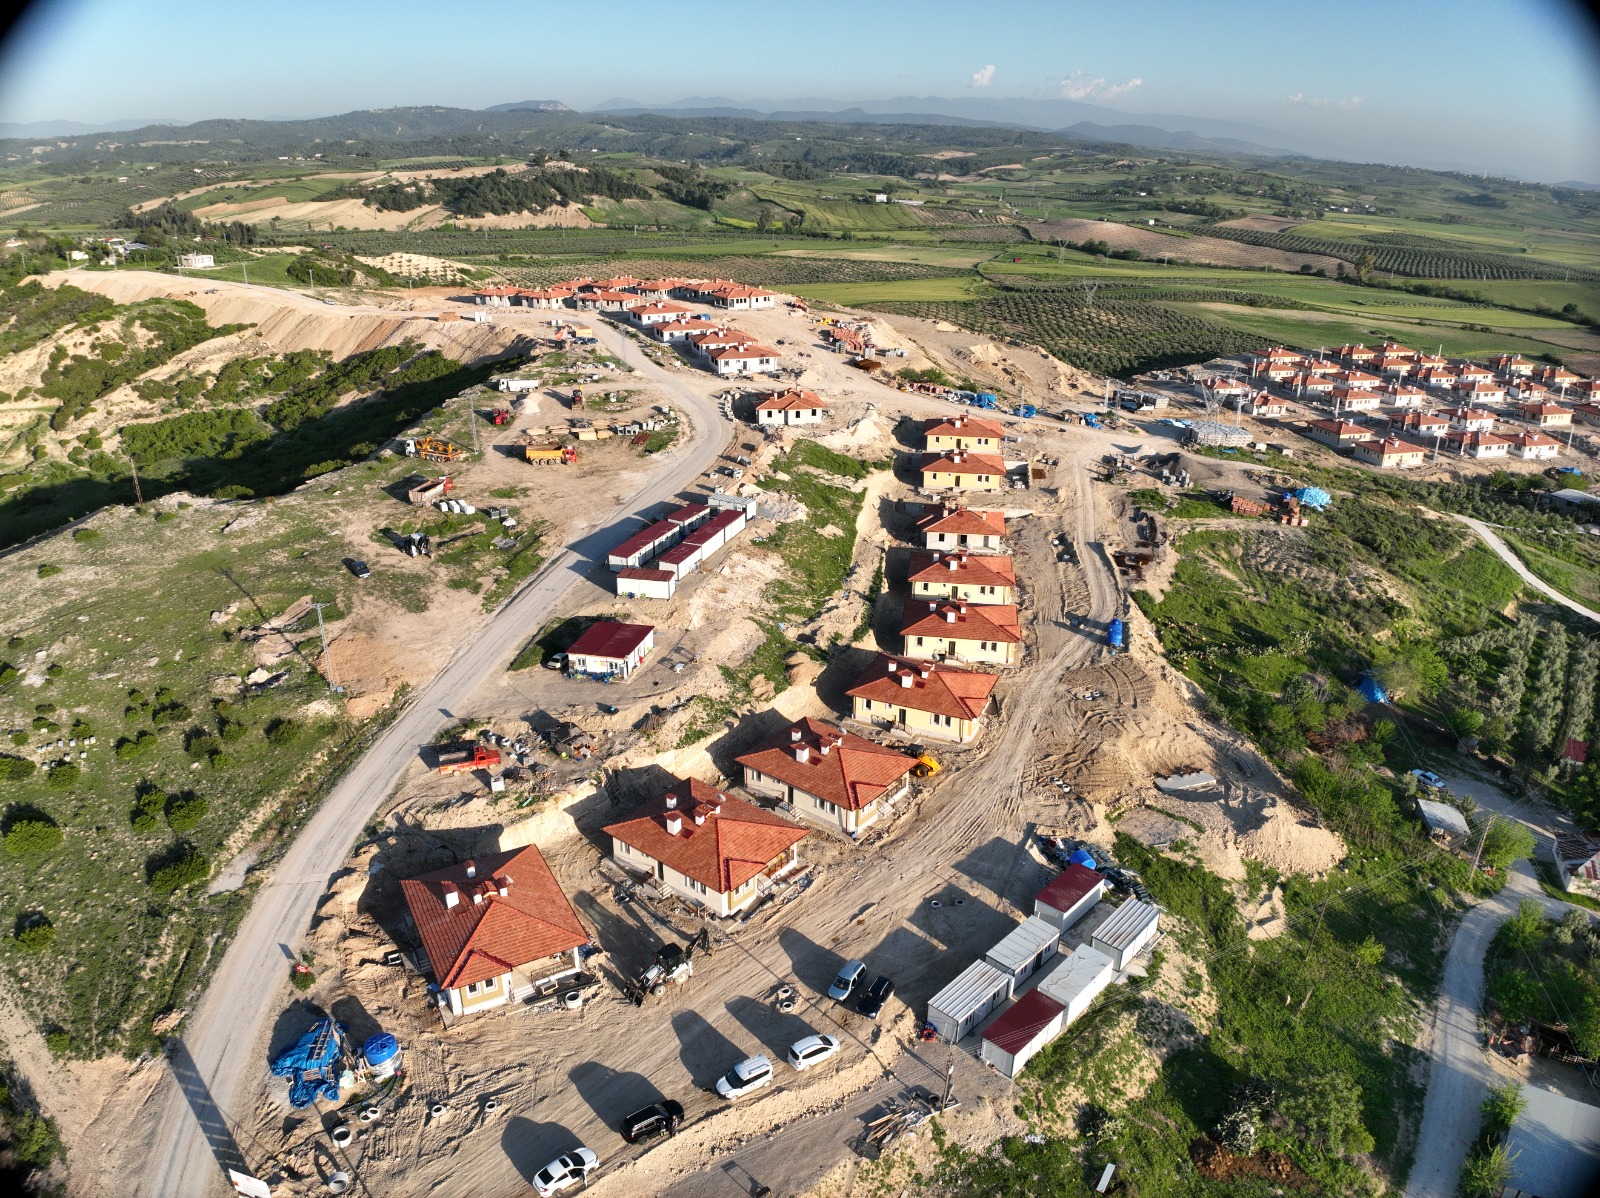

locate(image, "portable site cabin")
[[984, 916, 1061, 987], [681, 508, 746, 559], [1037, 943, 1116, 1025], [1091, 899, 1160, 970], [615, 567, 676, 600], [607, 520, 680, 572], [979, 988, 1065, 1079], [926, 960, 1013, 1044], [654, 541, 704, 581], [665, 503, 712, 534], [1033, 863, 1107, 931], [566, 622, 656, 680]]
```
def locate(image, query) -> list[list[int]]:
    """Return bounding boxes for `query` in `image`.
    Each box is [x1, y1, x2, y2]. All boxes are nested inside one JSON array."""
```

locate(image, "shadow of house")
[[725, 994, 815, 1060], [501, 1116, 581, 1186], [355, 818, 509, 965], [813, 645, 878, 714], [671, 1010, 744, 1091], [777, 926, 844, 997], [702, 708, 798, 783], [329, 995, 384, 1050], [951, 836, 1049, 906], [568, 1061, 666, 1130]]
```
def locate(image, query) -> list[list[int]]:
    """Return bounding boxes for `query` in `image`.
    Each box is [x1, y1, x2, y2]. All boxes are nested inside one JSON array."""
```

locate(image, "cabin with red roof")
[[917, 505, 1006, 552], [908, 549, 1017, 604], [755, 389, 827, 426], [921, 450, 1007, 491], [925, 414, 1006, 452], [736, 717, 919, 836], [602, 778, 807, 916], [847, 653, 999, 744], [901, 599, 1021, 665], [400, 845, 590, 1019]]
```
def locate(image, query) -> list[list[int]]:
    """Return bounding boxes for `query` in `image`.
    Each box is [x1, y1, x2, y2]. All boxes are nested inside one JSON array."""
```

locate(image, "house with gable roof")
[[736, 717, 919, 836], [846, 652, 998, 744]]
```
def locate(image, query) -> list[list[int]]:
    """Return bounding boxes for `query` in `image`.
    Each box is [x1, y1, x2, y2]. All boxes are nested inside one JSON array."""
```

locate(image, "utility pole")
[[464, 392, 479, 455], [241, 260, 248, 286], [310, 602, 340, 692], [1470, 814, 1496, 872], [940, 1044, 956, 1112], [127, 455, 143, 505]]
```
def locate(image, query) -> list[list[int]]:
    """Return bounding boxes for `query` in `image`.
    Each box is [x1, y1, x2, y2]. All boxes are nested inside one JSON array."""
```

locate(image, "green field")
[[188, 254, 308, 286], [789, 275, 991, 304], [748, 186, 929, 231], [175, 177, 351, 211]]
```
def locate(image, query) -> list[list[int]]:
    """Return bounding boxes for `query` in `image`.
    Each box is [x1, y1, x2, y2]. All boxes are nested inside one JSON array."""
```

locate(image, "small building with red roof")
[[566, 621, 655, 679], [920, 450, 1007, 491], [705, 344, 781, 376], [846, 653, 999, 744], [1303, 418, 1371, 448], [917, 505, 1006, 552], [1445, 430, 1512, 459], [1352, 436, 1428, 469], [602, 778, 807, 916], [925, 414, 1006, 452], [628, 301, 695, 326], [755, 388, 827, 427], [979, 987, 1065, 1078], [737, 717, 919, 836], [901, 599, 1021, 666], [400, 845, 590, 1019], [1512, 401, 1573, 428], [1034, 863, 1109, 930], [908, 549, 1017, 604], [1508, 430, 1562, 461]]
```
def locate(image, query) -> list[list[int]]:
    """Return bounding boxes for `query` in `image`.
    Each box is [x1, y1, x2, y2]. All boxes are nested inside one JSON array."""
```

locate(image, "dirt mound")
[[1191, 1137, 1313, 1187], [1025, 218, 1345, 275]]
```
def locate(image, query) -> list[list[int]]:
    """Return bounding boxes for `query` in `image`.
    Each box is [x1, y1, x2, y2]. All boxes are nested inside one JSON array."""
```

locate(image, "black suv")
[[857, 975, 895, 1020], [620, 1099, 684, 1143]]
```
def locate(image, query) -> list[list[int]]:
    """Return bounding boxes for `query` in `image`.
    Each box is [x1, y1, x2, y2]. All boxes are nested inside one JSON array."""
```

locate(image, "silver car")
[[828, 959, 866, 1002]]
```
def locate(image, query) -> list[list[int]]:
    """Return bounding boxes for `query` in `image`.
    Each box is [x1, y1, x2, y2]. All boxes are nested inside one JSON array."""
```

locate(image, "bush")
[[45, 762, 79, 789], [44, 1032, 72, 1057], [147, 844, 209, 892], [115, 730, 158, 759], [72, 528, 99, 543], [0, 662, 17, 685], [264, 718, 301, 747], [3, 817, 62, 857], [130, 790, 163, 833], [36, 564, 60, 578], [290, 966, 315, 992], [184, 730, 220, 759], [217, 717, 248, 742], [164, 793, 209, 833], [0, 754, 36, 781], [14, 915, 54, 952]]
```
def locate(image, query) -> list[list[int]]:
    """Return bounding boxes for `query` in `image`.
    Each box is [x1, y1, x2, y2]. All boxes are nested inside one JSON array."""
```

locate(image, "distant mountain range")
[[0, 117, 183, 138]]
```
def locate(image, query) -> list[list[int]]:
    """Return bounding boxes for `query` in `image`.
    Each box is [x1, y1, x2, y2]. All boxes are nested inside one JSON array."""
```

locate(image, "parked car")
[[1410, 769, 1443, 788], [828, 959, 866, 1002], [532, 1147, 598, 1197], [619, 1100, 684, 1143], [542, 652, 567, 671], [345, 558, 371, 579], [786, 1034, 841, 1071], [715, 1054, 774, 1100], [857, 976, 894, 1020]]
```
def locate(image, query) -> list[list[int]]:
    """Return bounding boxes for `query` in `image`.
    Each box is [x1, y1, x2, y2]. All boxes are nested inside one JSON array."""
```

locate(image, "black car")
[[857, 975, 894, 1020], [619, 1099, 684, 1143], [345, 558, 371, 579]]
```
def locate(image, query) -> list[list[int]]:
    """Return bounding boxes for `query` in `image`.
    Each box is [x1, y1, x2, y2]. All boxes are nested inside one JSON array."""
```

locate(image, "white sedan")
[[532, 1147, 598, 1197], [786, 1034, 841, 1071]]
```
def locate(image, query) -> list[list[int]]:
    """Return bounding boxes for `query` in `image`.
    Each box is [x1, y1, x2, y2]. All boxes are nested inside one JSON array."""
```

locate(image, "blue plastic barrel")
[[363, 1033, 399, 1070], [1068, 849, 1098, 870]]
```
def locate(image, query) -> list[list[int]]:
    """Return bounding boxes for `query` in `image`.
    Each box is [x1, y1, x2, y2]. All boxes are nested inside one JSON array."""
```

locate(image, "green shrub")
[[3, 818, 63, 857], [69, 718, 93, 738], [147, 844, 209, 892], [36, 564, 60, 578], [14, 916, 54, 952], [164, 793, 209, 832], [115, 730, 158, 758], [44, 663, 63, 678], [72, 528, 99, 543], [264, 718, 301, 747], [45, 762, 79, 789], [130, 791, 163, 833], [207, 750, 233, 770], [0, 754, 36, 781], [0, 663, 17, 685], [217, 717, 247, 742], [44, 1032, 72, 1057], [290, 966, 315, 992], [184, 731, 220, 759]]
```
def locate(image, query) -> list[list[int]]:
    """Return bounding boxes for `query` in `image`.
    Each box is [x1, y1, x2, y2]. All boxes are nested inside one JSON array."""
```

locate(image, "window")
[[464, 981, 482, 997], [915, 636, 925, 647], [687, 879, 707, 895], [813, 797, 838, 814], [932, 714, 953, 727]]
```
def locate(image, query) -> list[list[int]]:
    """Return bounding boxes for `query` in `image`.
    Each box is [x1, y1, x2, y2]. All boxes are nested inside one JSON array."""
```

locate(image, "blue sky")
[[1, 0, 1596, 182]]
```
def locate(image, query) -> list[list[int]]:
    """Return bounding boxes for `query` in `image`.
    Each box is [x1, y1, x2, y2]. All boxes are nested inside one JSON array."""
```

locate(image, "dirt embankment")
[[1025, 218, 1345, 274]]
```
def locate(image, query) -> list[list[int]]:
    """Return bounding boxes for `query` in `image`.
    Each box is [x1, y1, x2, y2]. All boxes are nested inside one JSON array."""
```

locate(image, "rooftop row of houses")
[[917, 415, 1011, 492], [1304, 418, 1563, 466], [1250, 344, 1598, 399], [472, 276, 778, 311]]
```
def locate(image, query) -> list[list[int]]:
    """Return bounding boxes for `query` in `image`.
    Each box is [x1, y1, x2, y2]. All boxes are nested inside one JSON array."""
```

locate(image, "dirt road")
[[131, 310, 731, 1198], [1451, 513, 1600, 624], [1407, 858, 1572, 1198]]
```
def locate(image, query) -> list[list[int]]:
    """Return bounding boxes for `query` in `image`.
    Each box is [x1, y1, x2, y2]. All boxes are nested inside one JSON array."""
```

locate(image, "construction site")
[[17, 270, 1363, 1198]]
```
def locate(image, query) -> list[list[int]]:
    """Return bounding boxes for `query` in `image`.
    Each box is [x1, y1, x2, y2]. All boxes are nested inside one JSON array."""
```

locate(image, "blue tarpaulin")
[[1358, 675, 1387, 704], [1292, 486, 1332, 510], [1068, 849, 1098, 870], [270, 1017, 346, 1109]]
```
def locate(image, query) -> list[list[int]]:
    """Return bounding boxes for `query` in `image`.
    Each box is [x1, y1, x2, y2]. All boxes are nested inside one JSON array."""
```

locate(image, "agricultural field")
[[175, 176, 353, 212]]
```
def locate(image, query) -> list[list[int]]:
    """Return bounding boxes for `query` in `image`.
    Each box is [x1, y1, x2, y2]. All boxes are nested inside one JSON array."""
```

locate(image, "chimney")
[[464, 859, 476, 878], [947, 556, 958, 571], [666, 813, 682, 836], [958, 603, 969, 615], [472, 889, 483, 905], [794, 744, 810, 763], [886, 660, 897, 674], [919, 665, 930, 679], [665, 790, 678, 810], [899, 671, 914, 688], [819, 739, 832, 756], [927, 601, 938, 613], [790, 726, 803, 743], [943, 608, 956, 623], [443, 881, 460, 909], [931, 550, 941, 563], [496, 876, 509, 897], [694, 810, 707, 826]]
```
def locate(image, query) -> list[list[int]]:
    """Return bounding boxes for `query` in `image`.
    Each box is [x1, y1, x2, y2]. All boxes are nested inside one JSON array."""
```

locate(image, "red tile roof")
[[1035, 863, 1106, 915], [1306, 419, 1367, 436], [925, 415, 1006, 441], [1515, 402, 1572, 417], [908, 550, 1017, 589], [921, 451, 1007, 476], [567, 621, 654, 661], [755, 388, 826, 412], [707, 345, 779, 362], [845, 653, 998, 721], [1354, 436, 1426, 459], [982, 987, 1064, 1053], [736, 717, 917, 812], [603, 778, 807, 893], [400, 845, 589, 990], [916, 506, 1007, 538], [901, 600, 1021, 644], [1446, 431, 1512, 448], [1508, 431, 1561, 447], [618, 567, 674, 582]]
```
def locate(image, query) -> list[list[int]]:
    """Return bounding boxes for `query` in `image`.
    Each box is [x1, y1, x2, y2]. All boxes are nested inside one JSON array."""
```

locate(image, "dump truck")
[[406, 476, 453, 505], [403, 436, 464, 463], [524, 444, 578, 466], [436, 743, 502, 774]]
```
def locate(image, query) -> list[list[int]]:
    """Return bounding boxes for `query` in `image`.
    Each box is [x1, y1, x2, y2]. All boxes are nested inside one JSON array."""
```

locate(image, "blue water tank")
[[1068, 849, 1098, 870], [363, 1033, 399, 1067]]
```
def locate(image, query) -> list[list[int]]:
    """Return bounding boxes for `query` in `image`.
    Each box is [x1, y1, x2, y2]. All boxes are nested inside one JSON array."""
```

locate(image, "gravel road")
[[1451, 513, 1600, 624], [134, 313, 730, 1197]]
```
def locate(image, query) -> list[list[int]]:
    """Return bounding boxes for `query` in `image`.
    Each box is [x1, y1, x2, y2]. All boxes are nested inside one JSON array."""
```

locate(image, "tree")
[[1277, 1072, 1374, 1157], [1444, 706, 1485, 739], [14, 915, 54, 952], [1477, 818, 1536, 872], [3, 818, 62, 857], [164, 793, 209, 833], [1460, 1143, 1517, 1198], [148, 845, 209, 893]]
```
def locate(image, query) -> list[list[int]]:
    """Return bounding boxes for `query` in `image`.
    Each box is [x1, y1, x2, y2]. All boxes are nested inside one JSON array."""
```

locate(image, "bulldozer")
[[911, 752, 941, 779], [403, 436, 464, 463], [624, 929, 713, 1005]]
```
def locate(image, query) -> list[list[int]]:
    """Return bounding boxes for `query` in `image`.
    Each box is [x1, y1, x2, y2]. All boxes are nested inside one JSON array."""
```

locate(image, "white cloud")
[[1055, 71, 1143, 101], [970, 64, 996, 89], [1287, 92, 1365, 110]]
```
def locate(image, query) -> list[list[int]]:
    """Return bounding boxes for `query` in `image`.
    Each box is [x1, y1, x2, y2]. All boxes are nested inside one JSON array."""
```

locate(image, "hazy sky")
[[1, 0, 1597, 182]]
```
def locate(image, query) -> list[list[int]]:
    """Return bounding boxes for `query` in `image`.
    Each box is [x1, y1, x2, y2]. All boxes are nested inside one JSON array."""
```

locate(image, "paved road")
[[1407, 851, 1577, 1198], [136, 313, 731, 1197], [1451, 513, 1600, 624]]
